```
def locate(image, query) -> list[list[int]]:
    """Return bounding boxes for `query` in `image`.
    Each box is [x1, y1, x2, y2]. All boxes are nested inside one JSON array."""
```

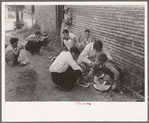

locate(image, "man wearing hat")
[[61, 6, 72, 46], [25, 30, 48, 55], [40, 30, 50, 46]]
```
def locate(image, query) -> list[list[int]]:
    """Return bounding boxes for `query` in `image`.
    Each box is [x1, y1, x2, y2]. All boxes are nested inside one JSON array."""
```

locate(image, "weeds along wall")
[[35, 5, 56, 32], [68, 5, 144, 91]]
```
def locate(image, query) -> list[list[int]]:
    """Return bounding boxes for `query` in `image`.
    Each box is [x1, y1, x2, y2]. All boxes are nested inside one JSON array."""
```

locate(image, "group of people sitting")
[[5, 30, 49, 66], [50, 29, 123, 93], [5, 28, 123, 94]]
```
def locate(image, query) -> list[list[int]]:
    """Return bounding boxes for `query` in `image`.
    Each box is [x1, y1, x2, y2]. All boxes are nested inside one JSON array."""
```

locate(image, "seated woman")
[[5, 37, 23, 67]]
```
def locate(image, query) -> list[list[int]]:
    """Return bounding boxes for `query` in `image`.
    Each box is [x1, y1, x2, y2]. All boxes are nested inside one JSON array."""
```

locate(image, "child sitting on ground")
[[86, 52, 122, 93], [5, 37, 23, 67]]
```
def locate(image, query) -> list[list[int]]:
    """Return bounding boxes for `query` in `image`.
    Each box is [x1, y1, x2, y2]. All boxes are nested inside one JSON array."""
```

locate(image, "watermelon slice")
[[78, 81, 90, 88], [93, 84, 111, 91], [94, 76, 106, 85]]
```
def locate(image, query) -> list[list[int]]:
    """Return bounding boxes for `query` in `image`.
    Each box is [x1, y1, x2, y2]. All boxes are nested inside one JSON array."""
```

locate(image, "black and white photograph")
[[2, 1, 148, 122]]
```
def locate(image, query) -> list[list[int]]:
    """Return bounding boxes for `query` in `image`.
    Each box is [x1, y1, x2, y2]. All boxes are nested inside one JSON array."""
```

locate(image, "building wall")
[[35, 5, 56, 32], [68, 5, 144, 90]]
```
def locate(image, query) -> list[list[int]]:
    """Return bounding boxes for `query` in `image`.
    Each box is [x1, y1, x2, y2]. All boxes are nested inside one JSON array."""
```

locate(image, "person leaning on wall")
[[60, 6, 72, 46], [77, 29, 95, 52], [62, 29, 78, 50]]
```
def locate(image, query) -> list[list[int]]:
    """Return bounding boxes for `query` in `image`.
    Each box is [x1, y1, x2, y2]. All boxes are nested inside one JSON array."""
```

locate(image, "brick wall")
[[35, 5, 56, 32], [68, 5, 144, 91]]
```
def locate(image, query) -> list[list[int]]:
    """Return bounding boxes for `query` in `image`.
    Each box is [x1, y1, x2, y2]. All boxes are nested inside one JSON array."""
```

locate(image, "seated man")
[[49, 47, 82, 91], [40, 30, 50, 46], [5, 37, 23, 67], [77, 29, 95, 52], [62, 29, 78, 50], [77, 40, 113, 74], [25, 31, 47, 55], [88, 53, 121, 92], [60, 7, 72, 46]]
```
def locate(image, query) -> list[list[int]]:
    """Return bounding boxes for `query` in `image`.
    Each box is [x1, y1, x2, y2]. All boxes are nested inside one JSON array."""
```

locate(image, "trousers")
[[25, 41, 42, 54], [51, 66, 81, 89]]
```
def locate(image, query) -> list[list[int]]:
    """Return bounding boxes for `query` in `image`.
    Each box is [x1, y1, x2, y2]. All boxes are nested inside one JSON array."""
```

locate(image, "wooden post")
[[31, 13, 33, 27]]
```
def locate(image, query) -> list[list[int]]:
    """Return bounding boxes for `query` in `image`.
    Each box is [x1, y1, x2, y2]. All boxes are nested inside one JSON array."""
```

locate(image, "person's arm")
[[78, 44, 92, 66], [12, 47, 21, 55], [67, 55, 82, 72], [25, 35, 37, 42], [91, 37, 95, 42], [65, 13, 71, 25], [102, 48, 113, 60], [72, 37, 77, 44], [106, 63, 121, 86]]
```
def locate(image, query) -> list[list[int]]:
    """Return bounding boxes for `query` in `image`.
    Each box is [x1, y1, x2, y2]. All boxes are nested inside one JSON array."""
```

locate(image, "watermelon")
[[93, 84, 111, 91]]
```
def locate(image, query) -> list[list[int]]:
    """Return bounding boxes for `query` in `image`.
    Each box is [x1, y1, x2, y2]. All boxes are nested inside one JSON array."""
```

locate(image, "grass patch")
[[16, 69, 38, 96]]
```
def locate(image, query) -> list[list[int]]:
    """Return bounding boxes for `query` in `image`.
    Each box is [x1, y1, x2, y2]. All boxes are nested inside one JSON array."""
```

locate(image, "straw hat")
[[63, 6, 70, 10], [41, 30, 48, 36]]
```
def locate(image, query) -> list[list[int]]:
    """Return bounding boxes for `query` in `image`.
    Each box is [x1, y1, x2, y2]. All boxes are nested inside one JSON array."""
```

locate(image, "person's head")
[[41, 30, 48, 36], [63, 7, 70, 14], [84, 29, 90, 38], [70, 46, 80, 59], [35, 31, 41, 38], [10, 37, 19, 48], [96, 53, 107, 64], [93, 40, 103, 52], [63, 29, 69, 37]]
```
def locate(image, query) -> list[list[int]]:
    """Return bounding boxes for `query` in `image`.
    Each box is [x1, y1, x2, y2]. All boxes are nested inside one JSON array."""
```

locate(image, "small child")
[[5, 37, 23, 67], [87, 53, 122, 92]]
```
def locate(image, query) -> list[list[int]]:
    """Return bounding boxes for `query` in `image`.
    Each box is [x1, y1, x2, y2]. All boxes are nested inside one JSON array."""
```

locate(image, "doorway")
[[56, 5, 64, 31]]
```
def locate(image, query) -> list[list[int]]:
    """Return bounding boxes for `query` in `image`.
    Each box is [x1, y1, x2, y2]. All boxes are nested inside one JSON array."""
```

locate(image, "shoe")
[[8, 63, 15, 67], [29, 52, 33, 55], [15, 60, 21, 64], [20, 61, 27, 66], [77, 81, 90, 88]]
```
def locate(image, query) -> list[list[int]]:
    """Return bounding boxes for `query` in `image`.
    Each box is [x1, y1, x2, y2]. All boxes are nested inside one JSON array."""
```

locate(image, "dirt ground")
[[5, 31, 137, 102]]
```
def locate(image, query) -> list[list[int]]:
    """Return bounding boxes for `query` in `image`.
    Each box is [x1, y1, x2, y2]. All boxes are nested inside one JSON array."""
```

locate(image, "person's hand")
[[63, 19, 67, 23], [87, 70, 93, 78], [111, 84, 116, 90], [63, 37, 68, 40], [95, 60, 101, 66], [90, 62, 96, 68], [18, 45, 24, 49]]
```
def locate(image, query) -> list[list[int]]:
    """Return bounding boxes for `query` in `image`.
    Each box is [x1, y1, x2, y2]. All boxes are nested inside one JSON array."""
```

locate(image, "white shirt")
[[25, 34, 37, 41], [78, 43, 113, 65], [49, 51, 82, 73], [5, 45, 13, 56], [63, 33, 78, 50], [25, 34, 46, 42]]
